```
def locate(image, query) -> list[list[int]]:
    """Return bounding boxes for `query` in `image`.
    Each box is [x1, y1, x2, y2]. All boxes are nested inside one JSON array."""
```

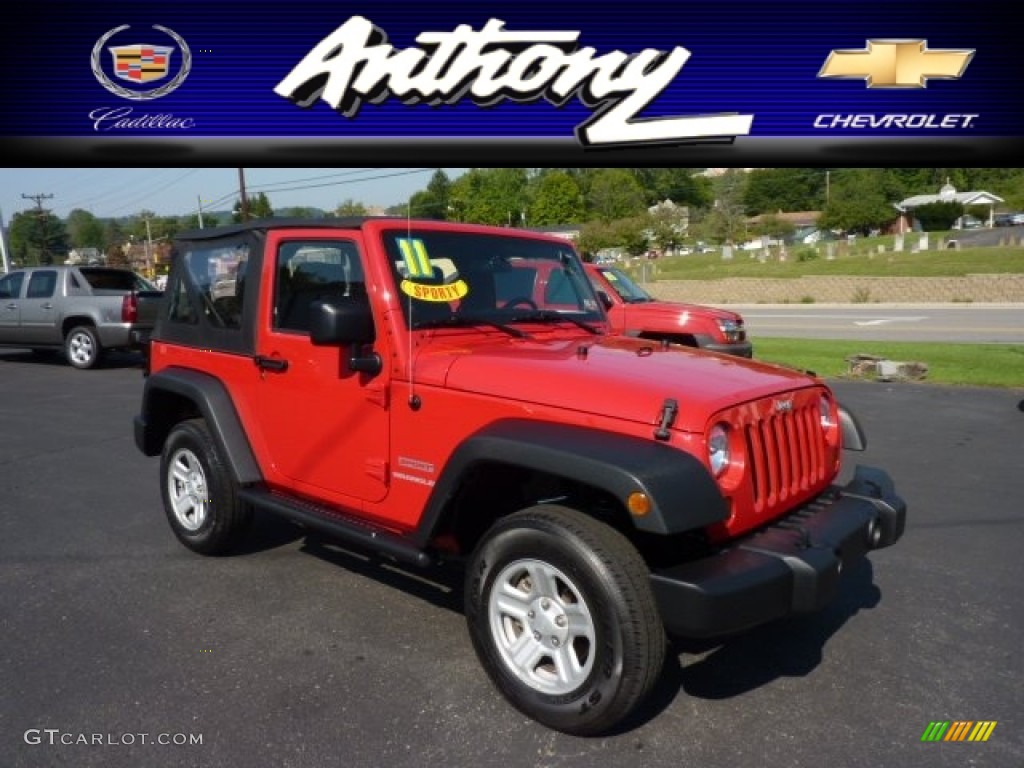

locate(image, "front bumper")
[[649, 465, 906, 639], [699, 339, 753, 358]]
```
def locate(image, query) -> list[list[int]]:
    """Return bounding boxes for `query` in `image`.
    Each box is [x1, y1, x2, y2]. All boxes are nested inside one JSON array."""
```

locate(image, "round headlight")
[[819, 396, 836, 429], [708, 424, 730, 476]]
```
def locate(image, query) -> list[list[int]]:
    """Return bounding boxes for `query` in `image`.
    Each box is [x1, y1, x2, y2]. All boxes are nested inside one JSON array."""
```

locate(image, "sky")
[[0, 168, 467, 221]]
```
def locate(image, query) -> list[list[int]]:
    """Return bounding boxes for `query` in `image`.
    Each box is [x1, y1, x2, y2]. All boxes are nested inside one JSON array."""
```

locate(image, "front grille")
[[743, 402, 828, 515]]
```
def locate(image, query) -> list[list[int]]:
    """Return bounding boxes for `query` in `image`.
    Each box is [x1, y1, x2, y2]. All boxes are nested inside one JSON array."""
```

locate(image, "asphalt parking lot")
[[1, 349, 1022, 768]]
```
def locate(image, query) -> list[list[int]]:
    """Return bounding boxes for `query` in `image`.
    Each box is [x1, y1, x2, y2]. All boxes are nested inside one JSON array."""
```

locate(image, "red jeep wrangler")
[[134, 219, 905, 735], [585, 263, 753, 357]]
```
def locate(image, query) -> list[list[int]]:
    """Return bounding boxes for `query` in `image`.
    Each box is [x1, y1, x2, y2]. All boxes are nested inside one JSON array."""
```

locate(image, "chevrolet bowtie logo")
[[818, 39, 974, 88]]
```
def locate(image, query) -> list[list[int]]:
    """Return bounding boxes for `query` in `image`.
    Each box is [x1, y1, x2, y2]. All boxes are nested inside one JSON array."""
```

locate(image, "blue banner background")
[[2, 0, 1020, 140]]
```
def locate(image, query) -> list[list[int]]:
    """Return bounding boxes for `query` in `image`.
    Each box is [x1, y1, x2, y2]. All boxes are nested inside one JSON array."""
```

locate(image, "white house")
[[894, 180, 1004, 232]]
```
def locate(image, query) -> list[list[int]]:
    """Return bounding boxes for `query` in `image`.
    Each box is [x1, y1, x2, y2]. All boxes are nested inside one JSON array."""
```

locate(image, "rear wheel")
[[465, 505, 665, 736], [65, 325, 103, 369], [160, 418, 251, 555]]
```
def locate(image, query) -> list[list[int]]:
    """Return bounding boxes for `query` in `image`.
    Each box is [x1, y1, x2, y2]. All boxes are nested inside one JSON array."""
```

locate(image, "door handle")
[[42, 303, 53, 310], [254, 355, 289, 372], [4, 303, 15, 310]]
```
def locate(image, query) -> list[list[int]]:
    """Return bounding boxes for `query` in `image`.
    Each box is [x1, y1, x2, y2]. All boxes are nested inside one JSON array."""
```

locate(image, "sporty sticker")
[[396, 237, 469, 302]]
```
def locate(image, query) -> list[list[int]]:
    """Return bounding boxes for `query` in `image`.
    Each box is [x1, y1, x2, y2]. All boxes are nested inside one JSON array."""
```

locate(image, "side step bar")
[[239, 487, 434, 568]]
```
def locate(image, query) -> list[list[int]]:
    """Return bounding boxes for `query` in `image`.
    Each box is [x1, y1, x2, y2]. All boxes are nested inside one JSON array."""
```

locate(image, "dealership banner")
[[2, 0, 1022, 163]]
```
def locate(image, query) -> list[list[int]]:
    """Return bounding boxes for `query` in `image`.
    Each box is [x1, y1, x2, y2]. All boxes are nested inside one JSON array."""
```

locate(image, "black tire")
[[465, 505, 665, 736], [159, 418, 251, 555], [64, 325, 103, 369]]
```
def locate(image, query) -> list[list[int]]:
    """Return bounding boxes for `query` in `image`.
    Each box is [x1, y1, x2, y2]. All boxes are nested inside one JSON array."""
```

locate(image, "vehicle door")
[[255, 232, 390, 506], [19, 269, 60, 344], [0, 271, 25, 342]]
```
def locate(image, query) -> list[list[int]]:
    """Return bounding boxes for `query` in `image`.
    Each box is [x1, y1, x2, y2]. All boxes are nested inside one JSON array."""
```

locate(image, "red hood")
[[625, 299, 742, 328], [413, 332, 814, 433]]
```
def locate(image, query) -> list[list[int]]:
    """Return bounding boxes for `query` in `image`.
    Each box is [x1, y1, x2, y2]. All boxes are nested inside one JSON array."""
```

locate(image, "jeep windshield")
[[597, 267, 654, 303], [381, 230, 605, 331]]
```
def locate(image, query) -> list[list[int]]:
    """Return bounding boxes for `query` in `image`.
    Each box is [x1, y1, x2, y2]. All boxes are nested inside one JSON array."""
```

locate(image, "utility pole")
[[237, 168, 249, 222], [197, 195, 206, 229], [21, 192, 55, 265], [141, 213, 154, 275], [0, 208, 10, 273], [21, 193, 54, 211]]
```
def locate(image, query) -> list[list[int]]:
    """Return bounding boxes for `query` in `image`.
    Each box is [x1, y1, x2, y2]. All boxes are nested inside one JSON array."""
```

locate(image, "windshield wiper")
[[509, 309, 603, 335], [413, 313, 530, 338]]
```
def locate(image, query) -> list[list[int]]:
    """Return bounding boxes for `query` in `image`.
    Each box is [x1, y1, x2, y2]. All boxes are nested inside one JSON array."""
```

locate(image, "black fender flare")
[[414, 419, 727, 544], [133, 367, 262, 484]]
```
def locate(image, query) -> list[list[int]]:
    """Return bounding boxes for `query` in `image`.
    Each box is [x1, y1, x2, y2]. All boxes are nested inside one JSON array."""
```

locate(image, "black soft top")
[[173, 217, 409, 242]]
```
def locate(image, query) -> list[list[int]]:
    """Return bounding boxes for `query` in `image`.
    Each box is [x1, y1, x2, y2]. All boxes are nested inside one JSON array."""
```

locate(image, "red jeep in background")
[[134, 218, 905, 736], [585, 263, 752, 357]]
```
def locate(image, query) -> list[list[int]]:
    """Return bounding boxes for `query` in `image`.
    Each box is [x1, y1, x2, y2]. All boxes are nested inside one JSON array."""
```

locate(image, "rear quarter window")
[[79, 268, 145, 291]]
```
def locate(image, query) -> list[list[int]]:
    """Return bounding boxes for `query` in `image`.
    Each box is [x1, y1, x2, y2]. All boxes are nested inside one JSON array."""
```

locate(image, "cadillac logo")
[[91, 24, 191, 100], [109, 44, 174, 83]]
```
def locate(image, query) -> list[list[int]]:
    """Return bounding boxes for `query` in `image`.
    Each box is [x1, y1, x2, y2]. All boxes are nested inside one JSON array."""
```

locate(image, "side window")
[[26, 270, 58, 299], [544, 269, 579, 306], [180, 243, 251, 330], [0, 272, 25, 299], [166, 273, 197, 325], [274, 240, 364, 333]]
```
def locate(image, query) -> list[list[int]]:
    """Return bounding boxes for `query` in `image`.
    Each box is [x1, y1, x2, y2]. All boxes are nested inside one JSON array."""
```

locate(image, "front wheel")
[[159, 419, 251, 555], [465, 505, 665, 736]]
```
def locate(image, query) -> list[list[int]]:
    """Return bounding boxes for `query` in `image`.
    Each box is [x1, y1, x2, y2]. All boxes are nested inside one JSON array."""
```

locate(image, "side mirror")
[[596, 290, 614, 311], [310, 297, 382, 375]]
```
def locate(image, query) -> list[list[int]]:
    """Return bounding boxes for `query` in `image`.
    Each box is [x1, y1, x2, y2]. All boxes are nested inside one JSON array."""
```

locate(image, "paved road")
[[1, 350, 1022, 768], [726, 304, 1024, 343]]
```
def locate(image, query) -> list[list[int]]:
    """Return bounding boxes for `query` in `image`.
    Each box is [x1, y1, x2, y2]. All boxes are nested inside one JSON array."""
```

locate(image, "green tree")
[[913, 201, 965, 232], [233, 192, 274, 222], [126, 210, 158, 241], [336, 198, 368, 217], [647, 204, 688, 253], [696, 169, 749, 244], [179, 213, 205, 231], [449, 168, 529, 226], [817, 170, 897, 235], [8, 208, 69, 265], [588, 169, 646, 223], [743, 169, 828, 215], [613, 217, 650, 257], [527, 171, 583, 225], [754, 213, 796, 241], [576, 220, 619, 256], [632, 169, 713, 209], [65, 209, 105, 250], [102, 219, 124, 253], [401, 169, 452, 220]]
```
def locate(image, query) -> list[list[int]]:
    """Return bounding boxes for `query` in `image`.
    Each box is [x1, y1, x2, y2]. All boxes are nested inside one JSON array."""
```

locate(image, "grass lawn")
[[754, 338, 1024, 389], [642, 245, 1024, 280]]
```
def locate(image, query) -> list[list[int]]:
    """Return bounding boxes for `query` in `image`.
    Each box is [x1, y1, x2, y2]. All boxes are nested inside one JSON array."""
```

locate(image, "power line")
[[104, 169, 202, 216], [61, 169, 203, 215], [202, 168, 435, 211], [242, 168, 377, 193], [60, 168, 182, 212]]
